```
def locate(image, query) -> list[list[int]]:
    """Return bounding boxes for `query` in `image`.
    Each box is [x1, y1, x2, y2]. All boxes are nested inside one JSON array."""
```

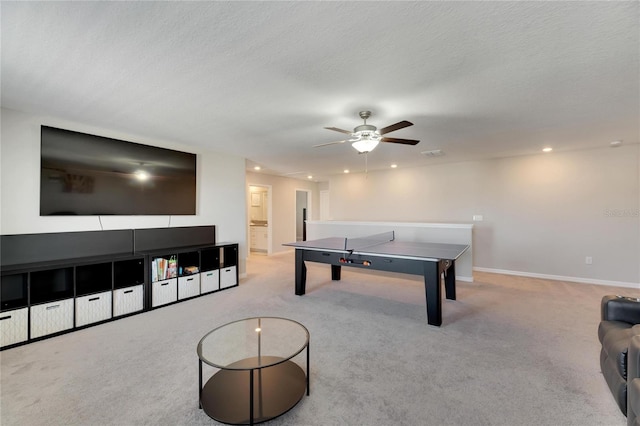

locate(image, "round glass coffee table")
[[197, 317, 310, 425]]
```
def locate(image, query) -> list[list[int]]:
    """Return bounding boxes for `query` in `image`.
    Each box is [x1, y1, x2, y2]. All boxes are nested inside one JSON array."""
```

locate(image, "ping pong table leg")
[[331, 265, 341, 281], [423, 261, 442, 326], [295, 249, 307, 295], [444, 260, 456, 300]]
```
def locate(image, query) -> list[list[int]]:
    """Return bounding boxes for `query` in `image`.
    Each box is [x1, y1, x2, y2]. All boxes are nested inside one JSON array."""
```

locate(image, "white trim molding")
[[473, 267, 640, 289], [306, 220, 473, 229]]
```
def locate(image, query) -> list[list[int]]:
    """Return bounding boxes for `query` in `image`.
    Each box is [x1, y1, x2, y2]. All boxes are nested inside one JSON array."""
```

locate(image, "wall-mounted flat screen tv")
[[40, 126, 197, 216]]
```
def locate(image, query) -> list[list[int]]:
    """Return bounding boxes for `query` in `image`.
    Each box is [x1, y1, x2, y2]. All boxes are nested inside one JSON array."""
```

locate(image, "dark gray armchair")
[[628, 335, 640, 425], [598, 295, 640, 417]]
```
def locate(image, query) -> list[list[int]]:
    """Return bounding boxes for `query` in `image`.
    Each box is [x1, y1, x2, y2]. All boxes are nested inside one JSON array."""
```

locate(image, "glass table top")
[[197, 317, 309, 370]]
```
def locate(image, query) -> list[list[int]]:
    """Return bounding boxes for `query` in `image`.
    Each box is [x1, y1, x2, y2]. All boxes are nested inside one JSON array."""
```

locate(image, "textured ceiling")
[[2, 1, 638, 181]]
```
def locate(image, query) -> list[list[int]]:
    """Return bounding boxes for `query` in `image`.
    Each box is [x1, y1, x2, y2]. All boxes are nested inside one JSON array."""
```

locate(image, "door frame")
[[247, 184, 272, 256]]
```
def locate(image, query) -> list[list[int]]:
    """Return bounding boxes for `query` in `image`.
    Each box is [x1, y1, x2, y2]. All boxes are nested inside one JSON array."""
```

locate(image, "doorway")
[[248, 185, 271, 255], [295, 189, 312, 242]]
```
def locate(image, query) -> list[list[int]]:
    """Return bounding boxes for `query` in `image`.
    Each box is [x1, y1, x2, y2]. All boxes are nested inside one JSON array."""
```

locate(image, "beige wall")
[[1, 108, 249, 274], [246, 171, 319, 254], [328, 146, 640, 286], [6, 103, 636, 286]]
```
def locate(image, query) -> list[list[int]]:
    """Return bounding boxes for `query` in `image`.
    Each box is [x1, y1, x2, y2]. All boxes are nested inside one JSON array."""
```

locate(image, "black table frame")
[[293, 248, 457, 326]]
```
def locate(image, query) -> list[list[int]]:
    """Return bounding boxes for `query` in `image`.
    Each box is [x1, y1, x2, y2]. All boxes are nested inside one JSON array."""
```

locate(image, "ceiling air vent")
[[421, 149, 444, 157]]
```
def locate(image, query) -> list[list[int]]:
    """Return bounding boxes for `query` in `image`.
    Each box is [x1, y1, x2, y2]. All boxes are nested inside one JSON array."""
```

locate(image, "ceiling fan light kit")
[[351, 139, 379, 153], [316, 111, 420, 154], [350, 131, 381, 153]]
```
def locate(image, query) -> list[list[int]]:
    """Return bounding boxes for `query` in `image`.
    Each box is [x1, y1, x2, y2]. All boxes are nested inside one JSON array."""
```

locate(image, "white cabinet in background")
[[250, 226, 268, 252]]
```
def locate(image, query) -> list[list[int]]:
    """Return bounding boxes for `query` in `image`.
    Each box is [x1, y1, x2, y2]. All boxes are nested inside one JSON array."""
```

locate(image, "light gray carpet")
[[0, 252, 631, 425]]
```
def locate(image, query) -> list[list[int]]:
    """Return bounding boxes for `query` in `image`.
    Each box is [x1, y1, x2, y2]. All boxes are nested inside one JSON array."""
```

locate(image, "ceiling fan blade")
[[313, 140, 348, 148], [381, 137, 420, 145], [378, 120, 413, 135], [324, 126, 353, 135]]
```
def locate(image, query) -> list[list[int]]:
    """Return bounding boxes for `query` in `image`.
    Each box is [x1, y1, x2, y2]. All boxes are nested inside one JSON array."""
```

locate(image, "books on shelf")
[[167, 256, 177, 278], [152, 256, 177, 282]]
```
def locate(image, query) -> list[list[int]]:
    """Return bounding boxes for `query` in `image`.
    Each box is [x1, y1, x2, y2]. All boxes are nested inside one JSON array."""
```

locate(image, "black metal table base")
[[200, 356, 307, 425], [294, 248, 457, 326]]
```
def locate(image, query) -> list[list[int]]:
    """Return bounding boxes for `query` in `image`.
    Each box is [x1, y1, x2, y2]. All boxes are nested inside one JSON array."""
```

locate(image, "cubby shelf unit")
[[0, 226, 238, 350]]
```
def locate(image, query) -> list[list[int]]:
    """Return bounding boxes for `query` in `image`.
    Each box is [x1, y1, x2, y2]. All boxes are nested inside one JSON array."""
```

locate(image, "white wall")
[[328, 146, 640, 287], [246, 171, 319, 254], [0, 108, 248, 274]]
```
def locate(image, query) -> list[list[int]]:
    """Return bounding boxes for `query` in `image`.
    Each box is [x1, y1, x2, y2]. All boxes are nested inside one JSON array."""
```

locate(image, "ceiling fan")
[[314, 111, 419, 153]]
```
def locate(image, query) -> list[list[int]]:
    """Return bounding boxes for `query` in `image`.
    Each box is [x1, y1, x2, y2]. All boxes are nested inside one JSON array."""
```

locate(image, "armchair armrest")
[[601, 295, 640, 324], [628, 336, 640, 426], [630, 335, 640, 382]]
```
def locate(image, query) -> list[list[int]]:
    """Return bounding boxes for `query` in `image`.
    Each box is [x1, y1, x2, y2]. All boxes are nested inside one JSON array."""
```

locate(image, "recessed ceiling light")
[[254, 166, 261, 171], [307, 175, 313, 179], [610, 140, 623, 148], [390, 164, 398, 168], [344, 169, 350, 173], [542, 147, 553, 153]]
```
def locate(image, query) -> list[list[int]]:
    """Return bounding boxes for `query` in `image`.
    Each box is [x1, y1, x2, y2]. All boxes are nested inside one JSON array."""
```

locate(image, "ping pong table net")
[[344, 231, 395, 252]]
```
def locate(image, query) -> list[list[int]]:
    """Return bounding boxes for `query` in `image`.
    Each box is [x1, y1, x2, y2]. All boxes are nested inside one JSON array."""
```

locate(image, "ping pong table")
[[284, 231, 469, 326]]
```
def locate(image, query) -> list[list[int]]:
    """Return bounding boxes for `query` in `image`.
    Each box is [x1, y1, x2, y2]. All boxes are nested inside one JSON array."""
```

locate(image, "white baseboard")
[[473, 267, 639, 289]]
